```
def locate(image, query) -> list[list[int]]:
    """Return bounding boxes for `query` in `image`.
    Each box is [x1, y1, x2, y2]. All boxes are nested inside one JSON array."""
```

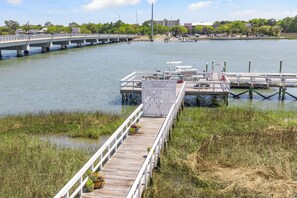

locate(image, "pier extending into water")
[[55, 81, 186, 198], [55, 65, 297, 198], [0, 34, 135, 58], [120, 70, 297, 104]]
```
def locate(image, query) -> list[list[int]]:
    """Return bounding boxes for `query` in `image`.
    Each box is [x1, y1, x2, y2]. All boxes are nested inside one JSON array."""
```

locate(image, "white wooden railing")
[[120, 71, 230, 93], [0, 34, 135, 43], [126, 82, 186, 198], [226, 73, 297, 87], [54, 105, 143, 198]]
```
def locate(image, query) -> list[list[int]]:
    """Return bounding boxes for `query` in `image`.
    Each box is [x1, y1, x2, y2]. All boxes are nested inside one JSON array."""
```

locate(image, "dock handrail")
[[54, 104, 144, 198], [226, 73, 297, 87], [126, 82, 186, 198]]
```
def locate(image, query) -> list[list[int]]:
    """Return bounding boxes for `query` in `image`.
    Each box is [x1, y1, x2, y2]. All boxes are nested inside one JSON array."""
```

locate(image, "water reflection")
[[40, 135, 110, 154]]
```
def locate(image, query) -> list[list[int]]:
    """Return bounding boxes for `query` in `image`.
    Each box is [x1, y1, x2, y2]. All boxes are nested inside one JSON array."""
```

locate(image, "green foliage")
[[170, 25, 188, 36], [2, 16, 297, 36]]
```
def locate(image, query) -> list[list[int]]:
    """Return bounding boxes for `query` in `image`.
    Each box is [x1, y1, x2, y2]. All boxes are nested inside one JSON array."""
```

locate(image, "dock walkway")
[[55, 82, 186, 198], [81, 117, 165, 198]]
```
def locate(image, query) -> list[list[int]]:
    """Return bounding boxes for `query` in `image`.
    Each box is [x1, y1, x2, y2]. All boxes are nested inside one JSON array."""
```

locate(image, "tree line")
[[2, 16, 297, 36]]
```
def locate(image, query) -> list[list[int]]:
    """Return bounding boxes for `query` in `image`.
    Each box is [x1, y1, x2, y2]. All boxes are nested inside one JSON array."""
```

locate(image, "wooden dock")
[[55, 82, 186, 198], [81, 117, 165, 198]]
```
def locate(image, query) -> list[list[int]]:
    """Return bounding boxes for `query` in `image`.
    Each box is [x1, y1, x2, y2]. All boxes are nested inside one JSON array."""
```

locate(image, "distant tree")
[[193, 25, 204, 34], [44, 21, 53, 27], [4, 20, 20, 34], [170, 25, 188, 36], [69, 22, 79, 27]]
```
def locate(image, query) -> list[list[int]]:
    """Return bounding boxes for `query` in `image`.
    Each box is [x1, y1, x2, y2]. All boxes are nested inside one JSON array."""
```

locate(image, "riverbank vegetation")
[[2, 16, 297, 37], [0, 111, 128, 197], [146, 107, 297, 197]]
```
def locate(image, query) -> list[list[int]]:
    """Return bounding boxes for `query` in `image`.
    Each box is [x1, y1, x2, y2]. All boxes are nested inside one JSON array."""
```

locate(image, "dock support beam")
[[248, 60, 251, 73], [249, 86, 254, 99], [279, 60, 283, 98]]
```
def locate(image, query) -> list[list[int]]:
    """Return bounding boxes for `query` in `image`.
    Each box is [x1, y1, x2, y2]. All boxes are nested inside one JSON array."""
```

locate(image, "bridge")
[[0, 34, 135, 58]]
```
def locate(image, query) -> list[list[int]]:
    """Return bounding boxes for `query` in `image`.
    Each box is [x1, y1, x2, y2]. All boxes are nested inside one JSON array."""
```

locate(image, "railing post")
[[79, 177, 83, 196], [138, 181, 142, 198], [108, 145, 111, 160]]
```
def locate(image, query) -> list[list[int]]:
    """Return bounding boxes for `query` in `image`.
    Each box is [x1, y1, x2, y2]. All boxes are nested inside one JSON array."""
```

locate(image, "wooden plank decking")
[[81, 117, 165, 198]]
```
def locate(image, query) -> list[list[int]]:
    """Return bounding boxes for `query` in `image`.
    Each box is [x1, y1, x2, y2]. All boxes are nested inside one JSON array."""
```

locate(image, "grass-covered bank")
[[0, 111, 129, 197], [146, 108, 297, 197]]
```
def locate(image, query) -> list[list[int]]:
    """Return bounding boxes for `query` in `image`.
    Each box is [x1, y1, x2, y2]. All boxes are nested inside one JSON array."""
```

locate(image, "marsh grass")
[[0, 110, 132, 197], [0, 111, 126, 138], [146, 107, 297, 197]]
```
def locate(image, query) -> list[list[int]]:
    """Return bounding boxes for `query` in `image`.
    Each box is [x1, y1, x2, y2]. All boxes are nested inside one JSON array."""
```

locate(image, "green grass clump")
[[0, 111, 126, 138], [0, 110, 132, 197], [146, 107, 297, 197], [0, 133, 89, 197]]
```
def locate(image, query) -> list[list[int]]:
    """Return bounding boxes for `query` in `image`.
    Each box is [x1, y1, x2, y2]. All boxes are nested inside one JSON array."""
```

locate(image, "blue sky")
[[1, 0, 297, 26]]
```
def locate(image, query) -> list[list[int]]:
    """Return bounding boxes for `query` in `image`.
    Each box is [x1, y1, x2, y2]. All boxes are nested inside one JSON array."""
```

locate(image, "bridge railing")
[[0, 34, 135, 43], [126, 82, 186, 198], [54, 104, 144, 198]]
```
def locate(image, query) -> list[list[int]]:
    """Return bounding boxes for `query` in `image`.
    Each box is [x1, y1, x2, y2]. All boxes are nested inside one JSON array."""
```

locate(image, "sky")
[[1, 0, 297, 26]]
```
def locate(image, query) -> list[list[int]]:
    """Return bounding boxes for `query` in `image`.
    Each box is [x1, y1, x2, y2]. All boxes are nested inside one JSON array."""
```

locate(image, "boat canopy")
[[166, 61, 182, 64], [176, 66, 193, 69]]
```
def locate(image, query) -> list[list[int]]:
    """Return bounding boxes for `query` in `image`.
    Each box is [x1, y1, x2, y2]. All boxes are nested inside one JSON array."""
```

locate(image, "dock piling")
[[248, 60, 251, 73], [224, 60, 227, 72]]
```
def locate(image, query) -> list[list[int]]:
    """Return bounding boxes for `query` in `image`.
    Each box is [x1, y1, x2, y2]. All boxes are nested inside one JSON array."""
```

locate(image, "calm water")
[[1, 40, 297, 115]]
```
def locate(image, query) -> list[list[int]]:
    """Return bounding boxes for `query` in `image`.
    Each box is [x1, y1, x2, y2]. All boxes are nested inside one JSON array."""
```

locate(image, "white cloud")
[[83, 0, 140, 11], [188, 1, 212, 11], [229, 9, 257, 18], [147, 0, 157, 3], [228, 9, 297, 20], [7, 0, 22, 5]]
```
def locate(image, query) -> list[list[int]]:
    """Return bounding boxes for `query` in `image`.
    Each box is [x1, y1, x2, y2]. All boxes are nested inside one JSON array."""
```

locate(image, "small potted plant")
[[89, 171, 105, 189], [129, 123, 141, 135], [85, 179, 94, 192]]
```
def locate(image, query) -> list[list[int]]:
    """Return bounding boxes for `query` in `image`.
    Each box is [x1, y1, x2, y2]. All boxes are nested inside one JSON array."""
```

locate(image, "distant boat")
[[165, 61, 198, 76]]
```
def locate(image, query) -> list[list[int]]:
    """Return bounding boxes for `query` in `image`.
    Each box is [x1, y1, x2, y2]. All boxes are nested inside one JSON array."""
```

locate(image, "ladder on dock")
[[54, 83, 186, 198]]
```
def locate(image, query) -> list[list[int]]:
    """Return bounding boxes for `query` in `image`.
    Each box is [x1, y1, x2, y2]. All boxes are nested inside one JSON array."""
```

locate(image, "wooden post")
[[281, 87, 286, 100], [211, 60, 214, 81], [205, 63, 208, 72], [279, 60, 283, 98], [248, 60, 251, 73], [249, 86, 253, 99], [224, 60, 227, 72]]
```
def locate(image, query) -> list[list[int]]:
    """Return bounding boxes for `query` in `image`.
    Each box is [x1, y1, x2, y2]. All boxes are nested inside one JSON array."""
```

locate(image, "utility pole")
[[151, 3, 154, 41]]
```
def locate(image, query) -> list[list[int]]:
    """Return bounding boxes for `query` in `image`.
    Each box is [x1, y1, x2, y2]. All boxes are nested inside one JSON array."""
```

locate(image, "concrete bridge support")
[[61, 45, 67, 50], [42, 47, 47, 53], [17, 50, 23, 57]]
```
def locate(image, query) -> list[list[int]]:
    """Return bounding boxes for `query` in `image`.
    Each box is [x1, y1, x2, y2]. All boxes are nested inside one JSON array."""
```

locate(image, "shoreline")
[[134, 35, 297, 42]]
